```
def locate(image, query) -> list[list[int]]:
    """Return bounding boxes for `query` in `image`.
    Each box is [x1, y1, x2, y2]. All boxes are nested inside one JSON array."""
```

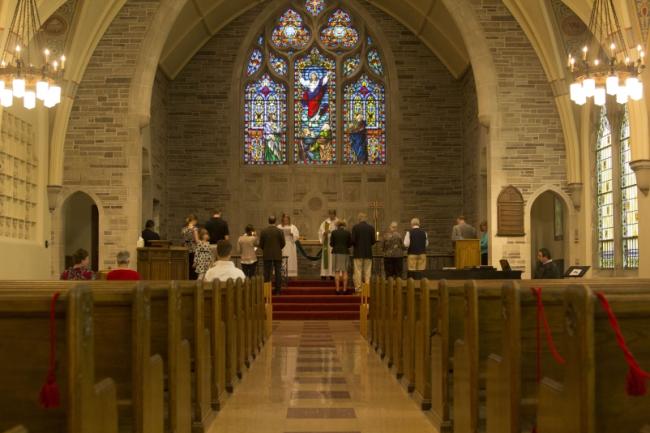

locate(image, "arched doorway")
[[530, 190, 568, 276], [62, 192, 99, 272]]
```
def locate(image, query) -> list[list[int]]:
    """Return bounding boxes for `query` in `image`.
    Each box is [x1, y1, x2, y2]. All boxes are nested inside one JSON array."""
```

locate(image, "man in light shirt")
[[204, 240, 246, 282]]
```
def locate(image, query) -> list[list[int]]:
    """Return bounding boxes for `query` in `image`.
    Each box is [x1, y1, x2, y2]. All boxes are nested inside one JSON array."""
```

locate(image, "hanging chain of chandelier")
[[568, 0, 645, 106], [0, 0, 65, 109]]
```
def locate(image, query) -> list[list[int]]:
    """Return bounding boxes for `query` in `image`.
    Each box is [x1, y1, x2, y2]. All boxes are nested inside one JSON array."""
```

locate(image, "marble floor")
[[209, 320, 439, 433]]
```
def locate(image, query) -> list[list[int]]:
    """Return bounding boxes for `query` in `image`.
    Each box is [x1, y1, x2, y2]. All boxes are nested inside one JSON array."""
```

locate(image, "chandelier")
[[568, 0, 645, 106], [0, 0, 65, 109]]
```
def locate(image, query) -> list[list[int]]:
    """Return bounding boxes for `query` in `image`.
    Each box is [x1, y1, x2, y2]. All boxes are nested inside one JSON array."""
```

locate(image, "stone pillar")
[[631, 160, 650, 277]]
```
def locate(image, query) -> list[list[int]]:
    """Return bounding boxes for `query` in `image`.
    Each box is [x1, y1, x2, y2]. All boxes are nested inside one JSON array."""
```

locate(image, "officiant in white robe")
[[278, 214, 300, 278], [318, 209, 338, 277]]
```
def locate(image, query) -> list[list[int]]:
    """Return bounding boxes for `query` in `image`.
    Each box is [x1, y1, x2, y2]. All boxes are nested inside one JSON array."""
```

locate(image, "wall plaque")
[[497, 185, 525, 237]]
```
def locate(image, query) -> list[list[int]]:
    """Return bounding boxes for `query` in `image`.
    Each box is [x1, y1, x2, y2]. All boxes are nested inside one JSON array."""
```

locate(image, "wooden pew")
[[3, 427, 28, 433], [537, 285, 650, 433], [0, 285, 119, 433], [390, 278, 404, 377]]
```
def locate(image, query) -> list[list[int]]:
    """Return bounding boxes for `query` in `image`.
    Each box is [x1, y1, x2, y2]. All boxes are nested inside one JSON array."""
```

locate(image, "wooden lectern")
[[137, 246, 189, 280], [454, 239, 481, 269]]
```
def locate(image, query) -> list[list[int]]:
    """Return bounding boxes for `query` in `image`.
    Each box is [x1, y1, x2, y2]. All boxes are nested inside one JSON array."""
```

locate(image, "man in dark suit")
[[205, 210, 230, 244], [258, 215, 286, 294], [351, 212, 376, 293], [141, 219, 161, 246], [534, 248, 562, 279]]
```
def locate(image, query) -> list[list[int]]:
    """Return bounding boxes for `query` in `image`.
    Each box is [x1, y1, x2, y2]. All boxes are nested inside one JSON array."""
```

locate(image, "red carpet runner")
[[272, 280, 361, 320]]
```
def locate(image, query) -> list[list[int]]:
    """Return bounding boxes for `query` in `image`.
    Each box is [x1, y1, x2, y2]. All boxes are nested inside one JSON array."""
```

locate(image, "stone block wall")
[[63, 0, 159, 269], [149, 69, 170, 239]]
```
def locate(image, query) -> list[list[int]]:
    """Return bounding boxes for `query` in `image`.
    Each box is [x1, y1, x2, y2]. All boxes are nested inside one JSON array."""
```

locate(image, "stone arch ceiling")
[[156, 0, 595, 80]]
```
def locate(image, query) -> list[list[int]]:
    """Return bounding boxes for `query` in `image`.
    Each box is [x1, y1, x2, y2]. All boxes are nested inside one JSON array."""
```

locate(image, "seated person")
[[204, 240, 246, 282], [60, 248, 96, 280], [141, 219, 161, 246], [534, 248, 562, 279], [107, 250, 141, 280]]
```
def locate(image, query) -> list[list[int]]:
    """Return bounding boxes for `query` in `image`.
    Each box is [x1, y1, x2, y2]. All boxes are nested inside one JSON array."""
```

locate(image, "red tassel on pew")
[[39, 292, 61, 409], [595, 291, 650, 397], [531, 287, 565, 382]]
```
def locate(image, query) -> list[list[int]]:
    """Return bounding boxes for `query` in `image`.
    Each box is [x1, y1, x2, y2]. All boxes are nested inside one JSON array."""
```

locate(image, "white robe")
[[278, 224, 299, 277], [318, 218, 338, 277]]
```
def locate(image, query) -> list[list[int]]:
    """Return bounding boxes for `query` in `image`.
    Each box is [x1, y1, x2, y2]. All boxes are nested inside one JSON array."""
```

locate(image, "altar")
[[296, 239, 325, 279]]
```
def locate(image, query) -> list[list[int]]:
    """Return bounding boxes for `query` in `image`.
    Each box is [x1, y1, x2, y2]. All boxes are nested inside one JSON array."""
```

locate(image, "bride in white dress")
[[278, 214, 300, 278]]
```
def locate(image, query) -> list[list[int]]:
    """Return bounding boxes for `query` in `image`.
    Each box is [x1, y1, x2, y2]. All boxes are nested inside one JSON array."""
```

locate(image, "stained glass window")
[[305, 0, 325, 16], [294, 49, 336, 164], [243, 3, 387, 166], [596, 106, 614, 269], [270, 53, 288, 76], [620, 106, 639, 268], [320, 9, 359, 50], [367, 49, 383, 76], [271, 9, 310, 51], [343, 55, 360, 77], [247, 49, 263, 76], [244, 74, 287, 165], [343, 75, 386, 164]]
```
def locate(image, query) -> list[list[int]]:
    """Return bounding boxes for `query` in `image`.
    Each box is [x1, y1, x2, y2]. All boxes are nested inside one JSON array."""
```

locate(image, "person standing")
[[204, 240, 246, 282], [330, 220, 352, 294], [382, 222, 405, 278], [60, 248, 96, 280], [205, 210, 230, 244], [278, 214, 300, 278], [259, 216, 286, 295], [107, 251, 141, 280], [194, 229, 214, 280], [479, 221, 488, 266], [318, 209, 338, 279], [404, 218, 428, 279], [534, 248, 562, 279], [181, 214, 200, 280], [238, 224, 259, 278], [451, 215, 477, 240], [141, 219, 161, 246], [351, 212, 376, 293]]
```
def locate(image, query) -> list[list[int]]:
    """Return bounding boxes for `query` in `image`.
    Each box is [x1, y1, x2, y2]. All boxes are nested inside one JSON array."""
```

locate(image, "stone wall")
[[162, 1, 468, 252], [472, 0, 568, 271], [63, 0, 159, 268], [461, 68, 483, 228], [149, 69, 170, 239]]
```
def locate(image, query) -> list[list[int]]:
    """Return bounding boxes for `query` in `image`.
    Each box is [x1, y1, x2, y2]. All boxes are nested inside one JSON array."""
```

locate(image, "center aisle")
[[208, 320, 439, 433]]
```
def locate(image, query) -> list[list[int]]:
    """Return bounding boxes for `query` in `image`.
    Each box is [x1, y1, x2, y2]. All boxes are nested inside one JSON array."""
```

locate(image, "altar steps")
[[273, 280, 361, 320]]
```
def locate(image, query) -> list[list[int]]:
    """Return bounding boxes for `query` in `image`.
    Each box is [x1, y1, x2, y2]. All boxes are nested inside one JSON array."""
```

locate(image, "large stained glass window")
[[242, 1, 388, 166], [343, 75, 386, 164], [244, 74, 287, 165], [294, 49, 336, 164], [596, 106, 614, 269], [620, 107, 639, 268]]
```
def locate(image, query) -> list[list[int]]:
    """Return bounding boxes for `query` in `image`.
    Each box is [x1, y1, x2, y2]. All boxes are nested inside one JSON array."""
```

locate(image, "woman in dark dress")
[[330, 220, 353, 294]]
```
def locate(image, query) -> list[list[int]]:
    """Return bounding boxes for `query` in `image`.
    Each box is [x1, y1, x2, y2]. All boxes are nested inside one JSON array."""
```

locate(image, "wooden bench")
[[537, 284, 650, 433], [0, 277, 267, 433], [0, 286, 119, 433]]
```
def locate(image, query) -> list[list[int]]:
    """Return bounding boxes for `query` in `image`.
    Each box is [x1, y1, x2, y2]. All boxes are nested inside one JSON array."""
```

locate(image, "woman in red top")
[[60, 249, 96, 280], [107, 250, 141, 280]]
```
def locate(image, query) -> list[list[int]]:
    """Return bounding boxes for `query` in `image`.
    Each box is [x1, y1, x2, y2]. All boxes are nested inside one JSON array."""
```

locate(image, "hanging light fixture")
[[0, 0, 65, 110], [568, 0, 645, 106]]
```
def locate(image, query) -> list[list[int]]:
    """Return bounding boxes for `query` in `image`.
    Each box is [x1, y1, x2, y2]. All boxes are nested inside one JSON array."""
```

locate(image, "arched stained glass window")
[[242, 1, 388, 166], [271, 9, 310, 51], [620, 106, 638, 268], [343, 74, 385, 164], [320, 9, 359, 50], [244, 74, 287, 165], [596, 106, 614, 269], [294, 49, 336, 164]]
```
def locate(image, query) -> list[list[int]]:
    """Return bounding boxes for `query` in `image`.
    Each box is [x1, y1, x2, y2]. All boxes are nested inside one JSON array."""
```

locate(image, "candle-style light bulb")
[[52, 60, 58, 72], [582, 45, 588, 60], [60, 55, 66, 70], [44, 48, 50, 63]]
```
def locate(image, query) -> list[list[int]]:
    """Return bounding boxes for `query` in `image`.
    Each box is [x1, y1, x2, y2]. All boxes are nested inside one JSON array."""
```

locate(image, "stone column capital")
[[630, 160, 650, 196]]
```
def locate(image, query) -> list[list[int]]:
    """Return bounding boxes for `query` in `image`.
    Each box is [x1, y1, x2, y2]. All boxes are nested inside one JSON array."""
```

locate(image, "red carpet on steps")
[[272, 279, 361, 320]]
